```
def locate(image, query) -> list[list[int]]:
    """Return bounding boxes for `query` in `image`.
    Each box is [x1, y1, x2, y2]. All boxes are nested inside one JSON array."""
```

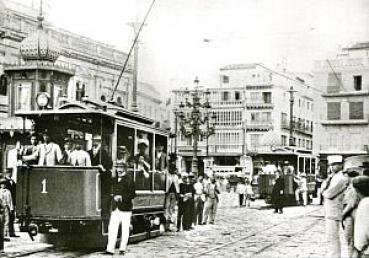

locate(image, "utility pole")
[[287, 86, 297, 146], [127, 21, 141, 112]]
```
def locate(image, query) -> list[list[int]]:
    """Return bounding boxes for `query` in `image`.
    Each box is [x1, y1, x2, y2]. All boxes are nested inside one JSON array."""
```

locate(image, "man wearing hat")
[[353, 176, 369, 257], [155, 145, 168, 172], [88, 135, 112, 172], [105, 146, 136, 255], [176, 172, 188, 231], [165, 156, 180, 231], [134, 137, 151, 179], [321, 155, 349, 258], [70, 136, 91, 167]]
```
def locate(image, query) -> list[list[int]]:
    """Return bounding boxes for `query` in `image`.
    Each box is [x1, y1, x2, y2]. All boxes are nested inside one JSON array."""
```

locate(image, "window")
[[281, 135, 287, 146], [281, 112, 288, 125], [0, 75, 7, 96], [222, 75, 229, 84], [250, 134, 260, 147], [354, 75, 362, 91], [16, 83, 31, 110], [327, 73, 342, 93], [76, 82, 86, 101], [235, 91, 240, 101], [222, 91, 229, 101], [250, 92, 260, 102], [327, 102, 341, 120], [349, 102, 364, 120], [262, 92, 271, 103]]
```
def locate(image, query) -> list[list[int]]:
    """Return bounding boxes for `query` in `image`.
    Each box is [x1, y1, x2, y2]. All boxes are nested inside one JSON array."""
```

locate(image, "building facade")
[[0, 0, 166, 123], [170, 63, 317, 175], [313, 42, 369, 174], [0, 0, 167, 172]]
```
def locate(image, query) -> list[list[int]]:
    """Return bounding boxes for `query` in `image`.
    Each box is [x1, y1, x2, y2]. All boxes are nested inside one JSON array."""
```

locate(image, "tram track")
[[191, 207, 323, 258]]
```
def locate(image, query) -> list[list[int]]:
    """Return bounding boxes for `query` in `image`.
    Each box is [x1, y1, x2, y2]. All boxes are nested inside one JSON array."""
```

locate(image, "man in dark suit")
[[88, 135, 112, 172], [4, 169, 18, 237], [105, 149, 136, 255]]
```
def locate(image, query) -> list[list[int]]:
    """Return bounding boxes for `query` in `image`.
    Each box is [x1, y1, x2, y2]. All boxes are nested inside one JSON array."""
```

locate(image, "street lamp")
[[176, 77, 216, 177]]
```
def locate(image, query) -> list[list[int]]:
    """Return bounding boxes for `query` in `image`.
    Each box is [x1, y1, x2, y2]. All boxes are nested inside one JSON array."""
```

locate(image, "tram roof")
[[15, 101, 155, 126]]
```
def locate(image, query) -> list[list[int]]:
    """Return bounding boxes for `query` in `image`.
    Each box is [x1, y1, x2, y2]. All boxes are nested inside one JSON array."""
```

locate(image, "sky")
[[15, 0, 369, 94]]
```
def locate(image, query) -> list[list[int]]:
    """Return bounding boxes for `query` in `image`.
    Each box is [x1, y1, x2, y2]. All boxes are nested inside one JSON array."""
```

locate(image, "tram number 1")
[[41, 178, 48, 194]]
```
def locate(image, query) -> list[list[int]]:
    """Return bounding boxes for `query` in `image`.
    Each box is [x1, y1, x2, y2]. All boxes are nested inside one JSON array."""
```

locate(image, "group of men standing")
[[164, 162, 220, 232], [21, 131, 108, 168], [321, 155, 369, 258]]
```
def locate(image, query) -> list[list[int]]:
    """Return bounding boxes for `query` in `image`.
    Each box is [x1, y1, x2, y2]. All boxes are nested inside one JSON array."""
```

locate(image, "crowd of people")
[[164, 162, 221, 232]]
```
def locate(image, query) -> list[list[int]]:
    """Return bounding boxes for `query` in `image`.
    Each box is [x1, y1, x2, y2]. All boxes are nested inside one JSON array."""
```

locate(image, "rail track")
[[191, 207, 323, 258]]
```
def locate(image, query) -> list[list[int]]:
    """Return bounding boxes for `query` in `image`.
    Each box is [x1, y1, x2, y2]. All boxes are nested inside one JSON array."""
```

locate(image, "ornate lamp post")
[[176, 77, 216, 176]]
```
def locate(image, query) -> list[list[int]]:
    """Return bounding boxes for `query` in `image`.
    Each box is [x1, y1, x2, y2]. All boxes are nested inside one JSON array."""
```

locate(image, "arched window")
[[0, 74, 7, 96]]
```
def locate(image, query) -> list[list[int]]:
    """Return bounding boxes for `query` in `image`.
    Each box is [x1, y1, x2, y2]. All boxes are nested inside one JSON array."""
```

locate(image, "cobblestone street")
[[1, 193, 334, 258]]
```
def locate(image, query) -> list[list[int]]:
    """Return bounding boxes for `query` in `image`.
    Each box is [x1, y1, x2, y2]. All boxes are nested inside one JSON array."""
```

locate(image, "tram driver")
[[88, 135, 112, 172]]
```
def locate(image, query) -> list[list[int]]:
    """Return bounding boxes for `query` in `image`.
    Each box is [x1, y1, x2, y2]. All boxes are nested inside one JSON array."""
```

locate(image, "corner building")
[[171, 63, 317, 175], [313, 42, 369, 175]]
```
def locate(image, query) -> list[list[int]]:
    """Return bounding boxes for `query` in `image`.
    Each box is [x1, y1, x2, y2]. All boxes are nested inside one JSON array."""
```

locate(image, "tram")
[[14, 99, 169, 247], [255, 151, 317, 204]]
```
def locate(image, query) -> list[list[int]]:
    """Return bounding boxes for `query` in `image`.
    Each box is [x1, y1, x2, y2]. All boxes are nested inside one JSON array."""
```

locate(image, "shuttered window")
[[327, 102, 341, 120], [349, 102, 364, 120], [327, 73, 342, 93]]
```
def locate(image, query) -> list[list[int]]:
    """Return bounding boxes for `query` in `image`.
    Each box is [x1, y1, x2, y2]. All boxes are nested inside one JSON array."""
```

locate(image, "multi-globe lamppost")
[[175, 77, 216, 177]]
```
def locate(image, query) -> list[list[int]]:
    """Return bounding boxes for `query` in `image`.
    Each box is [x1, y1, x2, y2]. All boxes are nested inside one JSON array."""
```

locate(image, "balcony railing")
[[177, 144, 243, 154], [247, 122, 273, 131], [281, 121, 313, 135], [319, 144, 369, 153], [246, 102, 273, 109]]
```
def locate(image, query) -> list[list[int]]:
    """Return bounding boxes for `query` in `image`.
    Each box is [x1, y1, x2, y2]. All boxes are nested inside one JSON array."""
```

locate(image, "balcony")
[[247, 122, 273, 131], [281, 121, 313, 135], [246, 102, 274, 109], [319, 144, 369, 155], [321, 118, 369, 126], [211, 100, 243, 108], [177, 144, 243, 156]]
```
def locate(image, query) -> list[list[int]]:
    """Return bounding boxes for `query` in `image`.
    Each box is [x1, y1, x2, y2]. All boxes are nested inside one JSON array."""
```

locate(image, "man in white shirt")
[[321, 155, 349, 258], [193, 176, 205, 225], [70, 137, 91, 167]]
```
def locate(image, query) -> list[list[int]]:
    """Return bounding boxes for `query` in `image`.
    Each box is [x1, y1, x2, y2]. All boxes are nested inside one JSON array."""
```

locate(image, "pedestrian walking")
[[341, 168, 361, 258], [271, 170, 285, 214], [180, 173, 195, 231], [353, 176, 369, 258], [236, 178, 246, 207], [193, 176, 205, 225], [245, 178, 254, 208], [321, 155, 349, 258], [294, 172, 308, 206], [203, 177, 220, 225]]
